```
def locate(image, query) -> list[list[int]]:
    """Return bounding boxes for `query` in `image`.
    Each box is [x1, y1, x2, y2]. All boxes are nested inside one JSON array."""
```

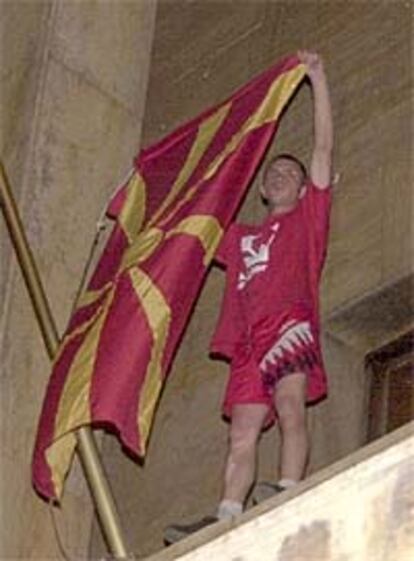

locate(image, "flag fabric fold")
[[32, 55, 305, 500]]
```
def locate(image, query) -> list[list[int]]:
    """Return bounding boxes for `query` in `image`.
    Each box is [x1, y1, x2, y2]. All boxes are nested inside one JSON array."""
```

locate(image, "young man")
[[164, 50, 333, 543]]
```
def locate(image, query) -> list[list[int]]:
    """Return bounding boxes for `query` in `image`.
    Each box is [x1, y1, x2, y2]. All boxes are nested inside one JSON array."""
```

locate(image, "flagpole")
[[0, 162, 129, 559]]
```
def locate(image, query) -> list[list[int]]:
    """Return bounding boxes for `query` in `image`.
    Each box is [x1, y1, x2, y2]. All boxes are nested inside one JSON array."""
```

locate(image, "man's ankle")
[[216, 499, 243, 520]]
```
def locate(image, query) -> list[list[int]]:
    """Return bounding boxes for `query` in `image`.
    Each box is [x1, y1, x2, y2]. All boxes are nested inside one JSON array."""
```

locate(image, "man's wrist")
[[308, 69, 328, 87], [308, 66, 326, 84]]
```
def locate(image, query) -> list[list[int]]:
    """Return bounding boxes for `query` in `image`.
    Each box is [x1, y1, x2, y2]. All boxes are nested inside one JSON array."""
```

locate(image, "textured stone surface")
[[0, 1, 50, 334], [51, 0, 155, 114], [0, 1, 156, 558], [327, 274, 414, 352]]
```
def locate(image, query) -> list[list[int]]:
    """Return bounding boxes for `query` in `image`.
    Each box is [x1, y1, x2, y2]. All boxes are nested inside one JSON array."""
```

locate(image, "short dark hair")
[[264, 153, 307, 183]]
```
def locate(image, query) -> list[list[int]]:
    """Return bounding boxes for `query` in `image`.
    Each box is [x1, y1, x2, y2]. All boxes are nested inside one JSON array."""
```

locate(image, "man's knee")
[[276, 391, 306, 430], [229, 424, 260, 458]]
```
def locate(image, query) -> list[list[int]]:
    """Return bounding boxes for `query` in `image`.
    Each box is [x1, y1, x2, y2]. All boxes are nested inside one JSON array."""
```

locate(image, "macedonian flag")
[[32, 55, 305, 500]]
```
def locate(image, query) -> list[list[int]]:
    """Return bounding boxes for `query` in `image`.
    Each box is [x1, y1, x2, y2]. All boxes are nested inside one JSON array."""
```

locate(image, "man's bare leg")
[[275, 372, 308, 483], [220, 403, 269, 516], [252, 372, 308, 504], [163, 402, 269, 544]]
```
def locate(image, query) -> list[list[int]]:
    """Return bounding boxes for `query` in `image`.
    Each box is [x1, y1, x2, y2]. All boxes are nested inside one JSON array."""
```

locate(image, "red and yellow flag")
[[32, 55, 305, 500]]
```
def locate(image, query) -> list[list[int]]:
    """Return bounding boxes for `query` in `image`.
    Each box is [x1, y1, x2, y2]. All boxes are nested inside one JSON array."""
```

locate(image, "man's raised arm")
[[298, 50, 333, 189]]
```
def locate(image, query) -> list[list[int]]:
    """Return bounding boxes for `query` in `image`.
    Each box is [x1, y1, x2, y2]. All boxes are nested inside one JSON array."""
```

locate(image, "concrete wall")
[[0, 1, 156, 558], [90, 1, 412, 558]]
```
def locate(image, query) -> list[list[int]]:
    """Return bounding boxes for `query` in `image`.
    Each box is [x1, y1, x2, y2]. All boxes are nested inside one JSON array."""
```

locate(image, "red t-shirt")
[[210, 180, 332, 359]]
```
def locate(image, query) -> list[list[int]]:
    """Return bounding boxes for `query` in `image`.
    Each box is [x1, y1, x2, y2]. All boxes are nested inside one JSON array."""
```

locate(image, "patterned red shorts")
[[222, 311, 327, 427]]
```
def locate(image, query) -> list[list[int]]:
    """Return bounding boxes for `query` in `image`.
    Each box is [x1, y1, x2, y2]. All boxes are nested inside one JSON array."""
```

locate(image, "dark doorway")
[[366, 331, 414, 442]]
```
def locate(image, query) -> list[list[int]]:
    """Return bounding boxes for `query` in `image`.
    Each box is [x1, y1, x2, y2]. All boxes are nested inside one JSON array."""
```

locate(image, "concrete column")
[[0, 1, 156, 558]]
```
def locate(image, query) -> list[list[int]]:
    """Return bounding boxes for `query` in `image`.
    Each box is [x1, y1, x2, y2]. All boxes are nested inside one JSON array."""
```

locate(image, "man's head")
[[260, 154, 307, 211]]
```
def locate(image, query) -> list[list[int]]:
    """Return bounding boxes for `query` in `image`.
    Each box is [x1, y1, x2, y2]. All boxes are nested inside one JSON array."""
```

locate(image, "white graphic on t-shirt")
[[237, 223, 280, 290], [259, 320, 314, 372]]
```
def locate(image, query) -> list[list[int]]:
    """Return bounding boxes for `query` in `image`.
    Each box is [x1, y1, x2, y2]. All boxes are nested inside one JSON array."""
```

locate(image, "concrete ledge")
[[143, 422, 414, 561]]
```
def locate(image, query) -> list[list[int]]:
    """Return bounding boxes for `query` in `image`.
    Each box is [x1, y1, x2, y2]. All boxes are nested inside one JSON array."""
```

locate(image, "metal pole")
[[0, 162, 129, 559]]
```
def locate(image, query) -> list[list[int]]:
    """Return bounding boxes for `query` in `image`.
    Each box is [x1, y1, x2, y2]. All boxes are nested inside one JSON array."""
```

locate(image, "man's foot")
[[163, 516, 218, 545], [252, 482, 287, 505]]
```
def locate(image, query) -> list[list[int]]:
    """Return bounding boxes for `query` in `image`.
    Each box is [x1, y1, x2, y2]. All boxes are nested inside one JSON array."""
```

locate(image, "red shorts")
[[222, 311, 327, 428]]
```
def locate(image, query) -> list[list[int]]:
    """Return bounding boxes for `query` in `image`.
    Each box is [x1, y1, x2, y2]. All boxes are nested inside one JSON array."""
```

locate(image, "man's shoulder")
[[226, 221, 256, 238], [233, 218, 267, 233], [305, 178, 333, 192]]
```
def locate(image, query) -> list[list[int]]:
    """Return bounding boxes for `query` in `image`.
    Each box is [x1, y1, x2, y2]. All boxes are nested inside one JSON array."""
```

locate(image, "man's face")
[[261, 158, 305, 209]]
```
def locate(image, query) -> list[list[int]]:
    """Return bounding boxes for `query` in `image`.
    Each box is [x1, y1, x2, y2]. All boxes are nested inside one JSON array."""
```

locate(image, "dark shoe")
[[163, 516, 218, 545], [252, 482, 287, 505]]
